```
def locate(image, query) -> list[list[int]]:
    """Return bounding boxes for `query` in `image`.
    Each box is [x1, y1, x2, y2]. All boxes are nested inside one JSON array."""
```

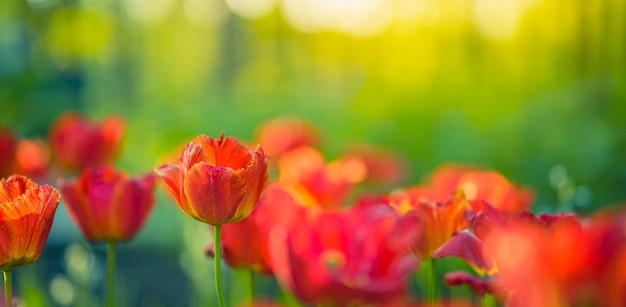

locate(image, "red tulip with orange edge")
[[155, 133, 269, 225], [0, 175, 62, 307], [155, 133, 269, 307], [49, 111, 124, 173]]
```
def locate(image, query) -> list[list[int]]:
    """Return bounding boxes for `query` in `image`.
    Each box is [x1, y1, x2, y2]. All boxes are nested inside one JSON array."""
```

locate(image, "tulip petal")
[[112, 174, 156, 241], [183, 162, 246, 224], [181, 141, 208, 173], [444, 271, 496, 297], [433, 229, 498, 277], [196, 134, 252, 169], [59, 178, 99, 241], [155, 164, 184, 206]]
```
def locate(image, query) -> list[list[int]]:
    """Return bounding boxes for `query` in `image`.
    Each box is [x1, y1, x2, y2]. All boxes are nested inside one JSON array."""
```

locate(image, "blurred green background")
[[1, 0, 625, 305]]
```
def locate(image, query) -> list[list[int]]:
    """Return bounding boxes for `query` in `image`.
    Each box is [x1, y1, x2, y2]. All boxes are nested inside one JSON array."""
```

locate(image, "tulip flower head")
[[269, 202, 422, 306], [277, 146, 366, 209], [49, 112, 124, 173], [255, 116, 320, 159], [0, 175, 61, 271], [59, 164, 156, 243], [0, 128, 17, 177], [155, 133, 269, 225]]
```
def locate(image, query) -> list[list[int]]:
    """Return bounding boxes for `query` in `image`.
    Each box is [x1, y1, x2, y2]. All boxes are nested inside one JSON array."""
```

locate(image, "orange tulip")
[[15, 138, 50, 179], [277, 146, 366, 209], [59, 164, 156, 243], [0, 175, 61, 270], [254, 116, 320, 159], [389, 190, 469, 259], [343, 144, 409, 187], [49, 112, 124, 172], [155, 133, 268, 225]]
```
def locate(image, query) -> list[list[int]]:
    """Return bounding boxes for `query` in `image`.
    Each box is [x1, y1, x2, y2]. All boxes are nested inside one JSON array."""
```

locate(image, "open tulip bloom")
[[0, 175, 61, 307], [155, 133, 269, 307]]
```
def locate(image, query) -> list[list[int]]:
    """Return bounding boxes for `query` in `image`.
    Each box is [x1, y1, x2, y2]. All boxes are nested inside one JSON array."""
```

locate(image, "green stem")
[[428, 258, 437, 307], [4, 270, 11, 307], [107, 241, 117, 307], [214, 225, 226, 307], [243, 269, 254, 305], [481, 293, 494, 307]]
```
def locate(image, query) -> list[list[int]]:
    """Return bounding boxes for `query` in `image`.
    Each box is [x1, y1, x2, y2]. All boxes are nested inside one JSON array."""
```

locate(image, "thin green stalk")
[[231, 269, 254, 306], [481, 293, 495, 307], [428, 258, 437, 307], [4, 270, 11, 307], [282, 288, 303, 307], [107, 241, 117, 307], [243, 269, 254, 305], [214, 225, 226, 307]]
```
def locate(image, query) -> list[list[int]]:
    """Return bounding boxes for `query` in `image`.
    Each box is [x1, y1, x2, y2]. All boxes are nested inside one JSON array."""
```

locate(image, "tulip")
[[277, 146, 366, 209], [0, 128, 17, 177], [15, 138, 50, 179], [49, 112, 124, 173], [59, 164, 157, 243], [0, 175, 61, 307], [343, 144, 409, 187], [155, 133, 268, 307], [155, 133, 268, 225], [254, 116, 320, 159], [433, 208, 592, 306], [404, 164, 534, 214], [269, 202, 421, 306], [59, 164, 156, 307]]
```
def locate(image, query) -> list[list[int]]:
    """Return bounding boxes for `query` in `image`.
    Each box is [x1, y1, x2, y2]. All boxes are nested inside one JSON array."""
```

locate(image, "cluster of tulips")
[[2, 112, 626, 307]]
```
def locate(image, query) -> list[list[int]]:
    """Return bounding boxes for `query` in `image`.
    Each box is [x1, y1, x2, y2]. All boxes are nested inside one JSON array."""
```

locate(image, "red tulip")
[[0, 128, 17, 177], [433, 208, 596, 305], [155, 133, 268, 225], [0, 175, 61, 270], [269, 202, 421, 306], [49, 112, 124, 172], [59, 164, 156, 243]]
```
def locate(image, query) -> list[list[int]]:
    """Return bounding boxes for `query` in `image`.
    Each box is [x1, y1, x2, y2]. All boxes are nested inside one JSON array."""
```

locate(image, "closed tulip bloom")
[[49, 112, 124, 173], [155, 133, 269, 225], [0, 175, 61, 270], [59, 164, 156, 243]]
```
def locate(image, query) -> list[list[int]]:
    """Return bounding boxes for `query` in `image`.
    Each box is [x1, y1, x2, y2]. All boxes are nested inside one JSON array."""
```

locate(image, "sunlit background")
[[1, 0, 625, 305]]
